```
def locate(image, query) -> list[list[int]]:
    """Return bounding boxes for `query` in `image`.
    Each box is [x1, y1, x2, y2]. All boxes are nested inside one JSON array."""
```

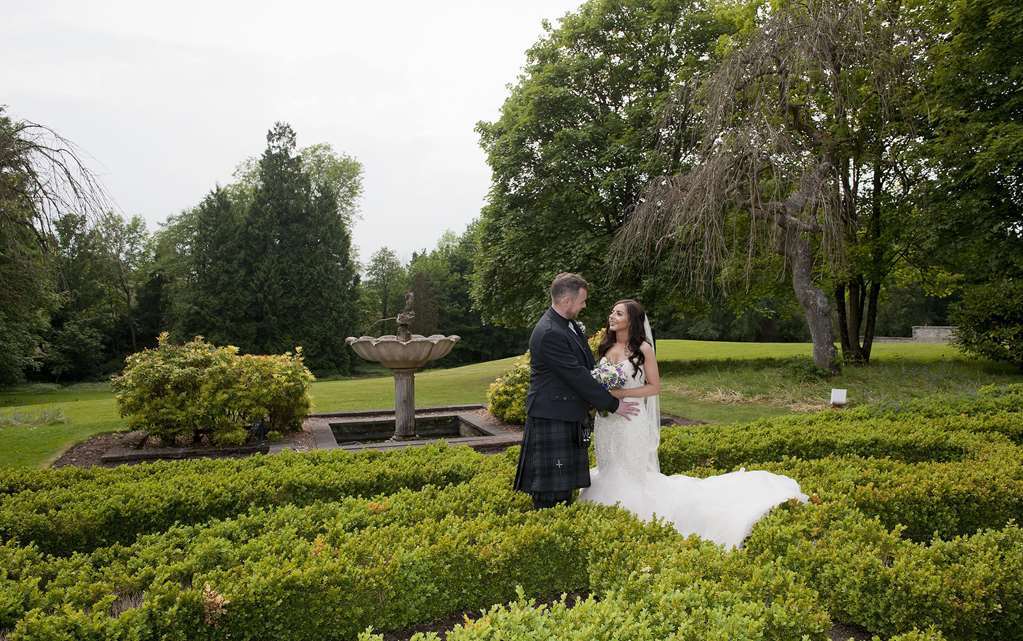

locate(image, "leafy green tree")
[[618, 0, 935, 368], [408, 226, 530, 365], [298, 143, 363, 227], [230, 142, 363, 226], [921, 0, 1023, 366], [0, 206, 54, 383], [472, 0, 732, 327], [408, 271, 440, 336], [41, 213, 117, 381], [97, 212, 153, 352], [951, 280, 1023, 369], [921, 0, 1022, 282]]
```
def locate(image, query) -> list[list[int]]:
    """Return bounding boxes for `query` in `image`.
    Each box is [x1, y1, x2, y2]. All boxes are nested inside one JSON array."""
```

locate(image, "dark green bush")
[[951, 280, 1023, 369]]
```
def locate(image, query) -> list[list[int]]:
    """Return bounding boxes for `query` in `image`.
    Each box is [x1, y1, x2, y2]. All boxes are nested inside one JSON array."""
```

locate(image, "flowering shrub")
[[486, 355, 529, 424], [111, 333, 313, 446], [588, 327, 605, 359]]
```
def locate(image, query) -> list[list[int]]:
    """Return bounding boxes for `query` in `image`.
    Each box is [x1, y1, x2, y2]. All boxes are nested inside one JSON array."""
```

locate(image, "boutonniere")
[[576, 321, 587, 336]]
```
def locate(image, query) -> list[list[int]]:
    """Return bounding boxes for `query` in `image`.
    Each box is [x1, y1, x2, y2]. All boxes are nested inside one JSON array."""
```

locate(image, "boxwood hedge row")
[[744, 501, 1023, 641], [3, 385, 1021, 641], [3, 503, 830, 641], [0, 444, 492, 556]]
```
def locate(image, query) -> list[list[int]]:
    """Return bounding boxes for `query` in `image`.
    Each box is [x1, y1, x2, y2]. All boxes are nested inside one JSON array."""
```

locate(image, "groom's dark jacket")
[[526, 307, 619, 422]]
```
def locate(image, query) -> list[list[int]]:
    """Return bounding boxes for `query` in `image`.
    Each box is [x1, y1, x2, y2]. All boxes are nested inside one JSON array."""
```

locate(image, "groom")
[[513, 272, 639, 509]]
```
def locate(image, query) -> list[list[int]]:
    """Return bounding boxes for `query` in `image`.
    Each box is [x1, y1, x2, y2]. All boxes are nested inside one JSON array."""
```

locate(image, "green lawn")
[[1, 340, 1018, 470], [659, 341, 1018, 410], [656, 339, 964, 362]]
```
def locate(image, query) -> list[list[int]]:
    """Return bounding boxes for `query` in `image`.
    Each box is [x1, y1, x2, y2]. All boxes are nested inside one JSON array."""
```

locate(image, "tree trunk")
[[128, 319, 137, 352], [836, 279, 869, 364], [783, 227, 836, 371], [835, 283, 851, 354], [862, 142, 886, 363], [844, 277, 867, 364], [862, 280, 880, 360]]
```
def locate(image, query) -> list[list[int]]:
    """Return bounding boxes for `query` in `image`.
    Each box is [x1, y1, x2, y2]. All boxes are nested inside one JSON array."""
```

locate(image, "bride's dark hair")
[[597, 299, 647, 378]]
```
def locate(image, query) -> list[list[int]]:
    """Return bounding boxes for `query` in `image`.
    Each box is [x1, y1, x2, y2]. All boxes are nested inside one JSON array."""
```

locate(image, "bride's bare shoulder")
[[639, 341, 655, 357]]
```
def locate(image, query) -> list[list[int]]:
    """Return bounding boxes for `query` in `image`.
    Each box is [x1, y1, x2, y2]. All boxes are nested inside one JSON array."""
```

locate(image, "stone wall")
[[911, 326, 957, 343], [873, 326, 957, 343]]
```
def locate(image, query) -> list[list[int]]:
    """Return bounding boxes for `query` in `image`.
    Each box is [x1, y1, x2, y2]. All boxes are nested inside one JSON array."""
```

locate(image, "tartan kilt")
[[513, 416, 590, 493]]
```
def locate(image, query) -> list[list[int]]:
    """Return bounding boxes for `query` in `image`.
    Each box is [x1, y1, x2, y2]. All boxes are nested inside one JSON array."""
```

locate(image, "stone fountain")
[[345, 292, 461, 440]]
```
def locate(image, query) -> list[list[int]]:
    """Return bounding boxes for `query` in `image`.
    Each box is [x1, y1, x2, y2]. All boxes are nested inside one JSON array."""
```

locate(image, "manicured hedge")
[[662, 449, 1023, 542], [0, 444, 491, 555], [745, 502, 1023, 641], [4, 385, 1022, 641], [807, 383, 1023, 439], [657, 395, 1023, 540], [755, 453, 1023, 541], [658, 412, 1015, 470], [0, 474, 522, 630], [3, 503, 828, 641]]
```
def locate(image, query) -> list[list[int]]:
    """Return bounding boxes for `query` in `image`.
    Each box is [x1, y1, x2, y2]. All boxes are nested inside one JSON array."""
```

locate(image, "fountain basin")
[[302, 405, 522, 454], [345, 334, 460, 369]]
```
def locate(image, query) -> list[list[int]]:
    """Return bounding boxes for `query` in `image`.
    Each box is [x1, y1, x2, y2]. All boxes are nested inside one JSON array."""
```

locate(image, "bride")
[[578, 299, 807, 549]]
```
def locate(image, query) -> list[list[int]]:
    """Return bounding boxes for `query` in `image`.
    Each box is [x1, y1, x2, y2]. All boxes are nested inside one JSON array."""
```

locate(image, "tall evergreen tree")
[[172, 188, 246, 346], [235, 122, 360, 373]]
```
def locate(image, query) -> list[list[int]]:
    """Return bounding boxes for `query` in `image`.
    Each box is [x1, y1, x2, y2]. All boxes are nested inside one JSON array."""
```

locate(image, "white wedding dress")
[[578, 356, 807, 549]]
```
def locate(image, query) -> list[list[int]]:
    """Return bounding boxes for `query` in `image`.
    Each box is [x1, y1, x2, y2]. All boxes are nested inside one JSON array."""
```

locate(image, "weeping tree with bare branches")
[[0, 106, 112, 383], [0, 107, 111, 236], [613, 0, 932, 369]]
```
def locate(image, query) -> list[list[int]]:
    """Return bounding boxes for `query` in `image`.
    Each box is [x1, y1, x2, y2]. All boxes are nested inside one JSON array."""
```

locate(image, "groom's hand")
[[614, 400, 640, 420]]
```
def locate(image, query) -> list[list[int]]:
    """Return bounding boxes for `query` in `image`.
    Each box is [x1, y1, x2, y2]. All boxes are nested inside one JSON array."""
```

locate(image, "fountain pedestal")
[[392, 368, 417, 439]]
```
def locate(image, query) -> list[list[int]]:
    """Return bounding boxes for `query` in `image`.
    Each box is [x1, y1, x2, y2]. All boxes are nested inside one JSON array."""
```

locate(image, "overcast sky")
[[2, 0, 583, 264]]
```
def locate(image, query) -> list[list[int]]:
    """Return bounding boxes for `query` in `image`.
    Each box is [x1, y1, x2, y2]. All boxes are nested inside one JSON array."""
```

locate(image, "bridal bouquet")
[[591, 360, 626, 417], [591, 360, 627, 391]]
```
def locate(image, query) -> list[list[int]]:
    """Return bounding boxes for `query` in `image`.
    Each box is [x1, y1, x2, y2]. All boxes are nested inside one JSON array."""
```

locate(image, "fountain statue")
[[346, 291, 460, 440]]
